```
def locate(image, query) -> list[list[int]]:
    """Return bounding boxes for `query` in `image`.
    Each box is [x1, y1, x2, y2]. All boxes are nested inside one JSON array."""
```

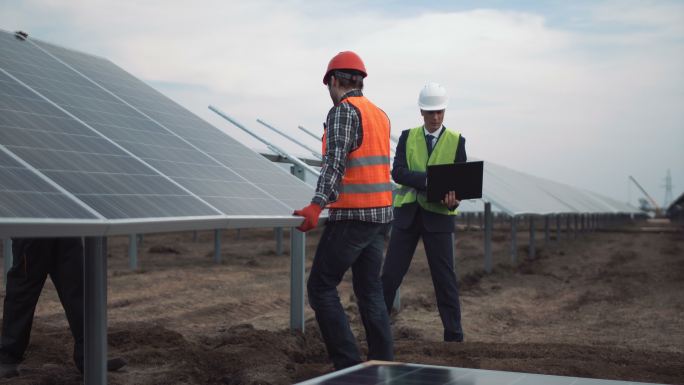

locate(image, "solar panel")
[[0, 29, 312, 226], [295, 362, 660, 385], [33, 37, 313, 212], [0, 47, 219, 219], [0, 148, 98, 219]]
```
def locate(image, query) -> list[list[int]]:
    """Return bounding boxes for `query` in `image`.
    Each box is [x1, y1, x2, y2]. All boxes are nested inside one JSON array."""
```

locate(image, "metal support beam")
[[544, 216, 550, 245], [274, 227, 284, 256], [392, 288, 401, 312], [529, 216, 536, 259], [452, 228, 457, 268], [484, 202, 492, 273], [84, 237, 107, 385], [510, 216, 517, 264], [128, 234, 138, 270], [290, 228, 306, 331], [3, 238, 12, 288], [214, 229, 222, 263]]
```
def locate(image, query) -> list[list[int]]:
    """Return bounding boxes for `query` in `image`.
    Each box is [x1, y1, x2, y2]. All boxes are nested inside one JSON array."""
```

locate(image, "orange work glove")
[[293, 203, 323, 232]]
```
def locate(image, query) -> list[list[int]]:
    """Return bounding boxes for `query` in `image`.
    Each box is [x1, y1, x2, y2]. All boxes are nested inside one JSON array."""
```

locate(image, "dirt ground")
[[1, 218, 683, 385]]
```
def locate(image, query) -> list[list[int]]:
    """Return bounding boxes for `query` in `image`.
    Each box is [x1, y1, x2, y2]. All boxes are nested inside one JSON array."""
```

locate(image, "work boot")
[[0, 351, 20, 378], [76, 357, 128, 374]]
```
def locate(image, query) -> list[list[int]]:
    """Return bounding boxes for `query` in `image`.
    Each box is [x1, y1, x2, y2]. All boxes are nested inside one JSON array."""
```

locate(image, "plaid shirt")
[[312, 90, 393, 223]]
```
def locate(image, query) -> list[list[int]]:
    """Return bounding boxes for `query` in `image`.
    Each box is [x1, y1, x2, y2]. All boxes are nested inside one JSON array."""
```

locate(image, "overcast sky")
[[1, 0, 682, 207]]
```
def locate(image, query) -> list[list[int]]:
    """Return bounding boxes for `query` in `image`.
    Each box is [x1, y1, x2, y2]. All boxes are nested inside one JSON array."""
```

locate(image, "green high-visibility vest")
[[393, 126, 460, 215]]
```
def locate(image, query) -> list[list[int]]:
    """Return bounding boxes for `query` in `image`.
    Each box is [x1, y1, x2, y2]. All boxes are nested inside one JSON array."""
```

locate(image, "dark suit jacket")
[[392, 128, 467, 232]]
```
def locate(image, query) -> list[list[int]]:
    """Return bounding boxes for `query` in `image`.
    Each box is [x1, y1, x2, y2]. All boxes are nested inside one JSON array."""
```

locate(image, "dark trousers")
[[307, 220, 393, 370], [381, 218, 464, 341], [1, 238, 84, 364]]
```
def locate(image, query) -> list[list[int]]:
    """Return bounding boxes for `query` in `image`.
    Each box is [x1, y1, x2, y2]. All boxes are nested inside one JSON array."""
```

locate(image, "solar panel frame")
[[294, 361, 663, 385]]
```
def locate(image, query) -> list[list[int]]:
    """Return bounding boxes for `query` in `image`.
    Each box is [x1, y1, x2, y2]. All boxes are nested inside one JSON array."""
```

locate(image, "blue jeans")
[[307, 220, 393, 370]]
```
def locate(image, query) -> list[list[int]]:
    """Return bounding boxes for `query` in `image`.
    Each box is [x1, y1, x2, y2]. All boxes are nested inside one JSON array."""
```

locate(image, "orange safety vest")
[[322, 96, 393, 209]]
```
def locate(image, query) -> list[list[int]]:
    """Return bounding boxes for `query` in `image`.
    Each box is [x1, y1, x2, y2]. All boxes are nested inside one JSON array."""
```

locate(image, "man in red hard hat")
[[293, 51, 394, 370]]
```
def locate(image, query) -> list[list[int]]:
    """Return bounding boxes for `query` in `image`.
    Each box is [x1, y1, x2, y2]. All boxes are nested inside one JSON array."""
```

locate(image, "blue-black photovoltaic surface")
[[298, 363, 658, 385], [0, 37, 219, 219], [0, 148, 97, 219], [33, 37, 312, 213], [0, 30, 312, 220]]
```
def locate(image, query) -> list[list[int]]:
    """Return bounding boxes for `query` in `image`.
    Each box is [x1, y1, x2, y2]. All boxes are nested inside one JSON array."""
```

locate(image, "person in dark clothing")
[[293, 51, 394, 370], [0, 238, 126, 378], [381, 82, 466, 342]]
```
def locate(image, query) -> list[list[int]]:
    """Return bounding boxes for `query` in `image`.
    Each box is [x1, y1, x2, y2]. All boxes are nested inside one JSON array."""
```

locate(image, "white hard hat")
[[418, 82, 448, 111]]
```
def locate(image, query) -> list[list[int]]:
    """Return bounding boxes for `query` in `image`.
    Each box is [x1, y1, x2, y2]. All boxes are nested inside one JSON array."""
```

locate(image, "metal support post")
[[214, 229, 222, 263], [544, 216, 550, 245], [452, 228, 457, 268], [128, 234, 138, 270], [3, 238, 12, 288], [290, 228, 306, 331], [393, 288, 401, 311], [529, 216, 536, 259], [274, 227, 283, 256], [484, 202, 492, 273], [555, 214, 561, 243], [84, 237, 107, 385], [574, 214, 578, 239], [510, 216, 518, 264], [566, 214, 571, 238]]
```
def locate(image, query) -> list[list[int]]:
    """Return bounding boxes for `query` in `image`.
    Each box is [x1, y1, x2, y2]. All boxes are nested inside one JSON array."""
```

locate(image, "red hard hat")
[[323, 51, 367, 85]]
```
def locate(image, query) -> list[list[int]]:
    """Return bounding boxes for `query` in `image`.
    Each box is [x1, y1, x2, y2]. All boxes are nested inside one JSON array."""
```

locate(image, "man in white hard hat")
[[381, 82, 467, 342]]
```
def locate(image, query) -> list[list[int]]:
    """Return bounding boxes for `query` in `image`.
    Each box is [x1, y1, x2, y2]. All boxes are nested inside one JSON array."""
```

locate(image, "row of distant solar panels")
[[269, 156, 639, 216], [0, 30, 312, 228]]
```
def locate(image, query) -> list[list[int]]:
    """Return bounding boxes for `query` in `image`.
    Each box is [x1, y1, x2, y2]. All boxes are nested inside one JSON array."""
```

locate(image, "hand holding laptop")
[[441, 190, 460, 210]]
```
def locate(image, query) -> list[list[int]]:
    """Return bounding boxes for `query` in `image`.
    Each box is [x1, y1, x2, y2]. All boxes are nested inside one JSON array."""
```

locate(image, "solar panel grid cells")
[[0, 150, 97, 218], [0, 34, 219, 219], [30, 37, 309, 216], [31, 39, 313, 211]]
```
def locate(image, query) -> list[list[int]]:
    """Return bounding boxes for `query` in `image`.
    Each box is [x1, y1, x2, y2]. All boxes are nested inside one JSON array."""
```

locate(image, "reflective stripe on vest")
[[393, 126, 460, 215], [322, 96, 393, 208]]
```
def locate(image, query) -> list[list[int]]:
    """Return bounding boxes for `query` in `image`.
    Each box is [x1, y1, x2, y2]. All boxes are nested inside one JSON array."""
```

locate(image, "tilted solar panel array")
[[0, 30, 312, 228]]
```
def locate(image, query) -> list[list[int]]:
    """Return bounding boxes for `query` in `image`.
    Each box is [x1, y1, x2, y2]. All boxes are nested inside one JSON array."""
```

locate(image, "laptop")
[[426, 161, 484, 202]]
